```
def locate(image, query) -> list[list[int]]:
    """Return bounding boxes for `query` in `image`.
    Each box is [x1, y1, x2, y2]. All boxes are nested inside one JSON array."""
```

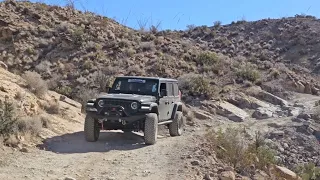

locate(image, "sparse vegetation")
[[22, 71, 48, 98], [93, 70, 115, 92], [196, 51, 221, 66], [269, 68, 281, 79], [0, 96, 18, 138], [14, 91, 24, 100], [294, 163, 320, 180], [178, 73, 215, 98], [76, 87, 99, 112], [205, 127, 277, 175], [55, 86, 73, 98], [213, 21, 222, 28], [236, 63, 261, 82], [16, 116, 43, 136], [0, 1, 319, 178], [43, 100, 60, 114], [0, 96, 48, 145]]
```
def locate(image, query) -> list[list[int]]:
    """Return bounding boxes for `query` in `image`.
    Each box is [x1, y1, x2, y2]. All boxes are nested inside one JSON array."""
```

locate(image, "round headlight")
[[131, 102, 138, 110], [97, 100, 105, 107]]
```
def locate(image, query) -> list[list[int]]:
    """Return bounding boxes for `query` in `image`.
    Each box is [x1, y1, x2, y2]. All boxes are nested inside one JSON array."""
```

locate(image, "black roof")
[[116, 76, 178, 82]]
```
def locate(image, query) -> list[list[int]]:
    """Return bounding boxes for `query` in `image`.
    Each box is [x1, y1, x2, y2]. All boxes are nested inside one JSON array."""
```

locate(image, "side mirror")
[[160, 89, 167, 97]]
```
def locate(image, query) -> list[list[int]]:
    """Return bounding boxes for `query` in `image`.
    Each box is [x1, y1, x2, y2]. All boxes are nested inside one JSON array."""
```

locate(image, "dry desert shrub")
[[205, 127, 276, 175], [22, 71, 48, 97]]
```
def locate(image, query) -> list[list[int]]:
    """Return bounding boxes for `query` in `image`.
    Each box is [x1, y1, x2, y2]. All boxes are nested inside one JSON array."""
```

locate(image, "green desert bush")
[[205, 127, 276, 174], [178, 73, 215, 98]]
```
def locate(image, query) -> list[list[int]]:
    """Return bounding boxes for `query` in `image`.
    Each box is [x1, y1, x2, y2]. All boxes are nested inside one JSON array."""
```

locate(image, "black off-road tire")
[[144, 113, 158, 145], [84, 115, 100, 142], [169, 111, 184, 136]]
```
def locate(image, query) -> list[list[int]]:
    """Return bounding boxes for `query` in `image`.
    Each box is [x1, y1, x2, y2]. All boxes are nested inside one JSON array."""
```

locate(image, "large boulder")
[[258, 91, 289, 107], [226, 92, 271, 109], [213, 100, 250, 122], [246, 86, 289, 107], [270, 165, 302, 180]]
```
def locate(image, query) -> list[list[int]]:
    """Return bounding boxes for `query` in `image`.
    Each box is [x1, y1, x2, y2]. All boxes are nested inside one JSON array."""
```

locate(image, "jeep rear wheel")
[[84, 115, 100, 142], [144, 113, 158, 145], [169, 111, 184, 136]]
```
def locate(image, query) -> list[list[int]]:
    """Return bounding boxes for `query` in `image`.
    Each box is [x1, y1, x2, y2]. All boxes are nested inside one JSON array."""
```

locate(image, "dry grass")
[[43, 101, 60, 114], [22, 71, 48, 98], [0, 97, 48, 146], [16, 116, 43, 136], [93, 70, 115, 92], [14, 91, 25, 101]]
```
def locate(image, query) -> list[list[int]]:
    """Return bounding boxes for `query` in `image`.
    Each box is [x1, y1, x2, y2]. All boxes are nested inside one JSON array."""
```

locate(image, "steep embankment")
[[0, 67, 84, 148]]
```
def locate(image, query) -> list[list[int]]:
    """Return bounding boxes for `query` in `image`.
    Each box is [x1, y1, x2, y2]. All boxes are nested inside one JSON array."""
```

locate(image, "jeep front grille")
[[98, 99, 138, 115]]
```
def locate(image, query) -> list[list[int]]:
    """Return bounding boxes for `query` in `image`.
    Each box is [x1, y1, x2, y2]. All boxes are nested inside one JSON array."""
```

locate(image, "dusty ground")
[[0, 119, 207, 180]]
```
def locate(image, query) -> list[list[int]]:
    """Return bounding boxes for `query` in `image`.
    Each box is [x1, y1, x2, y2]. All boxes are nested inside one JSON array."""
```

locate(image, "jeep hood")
[[96, 93, 156, 103]]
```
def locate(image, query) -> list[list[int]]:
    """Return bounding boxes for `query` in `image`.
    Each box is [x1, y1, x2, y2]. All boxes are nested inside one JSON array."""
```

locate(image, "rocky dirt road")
[[0, 121, 205, 180]]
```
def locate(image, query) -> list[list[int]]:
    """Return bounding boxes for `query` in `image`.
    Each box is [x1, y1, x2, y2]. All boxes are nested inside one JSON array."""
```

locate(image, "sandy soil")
[[0, 122, 205, 180]]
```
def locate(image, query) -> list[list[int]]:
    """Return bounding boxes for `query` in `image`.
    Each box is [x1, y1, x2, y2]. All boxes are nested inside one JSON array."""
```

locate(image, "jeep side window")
[[167, 83, 173, 97], [173, 83, 179, 97], [160, 83, 167, 97]]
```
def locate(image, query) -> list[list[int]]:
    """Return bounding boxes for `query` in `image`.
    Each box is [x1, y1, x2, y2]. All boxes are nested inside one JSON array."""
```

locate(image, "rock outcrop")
[[202, 100, 249, 122]]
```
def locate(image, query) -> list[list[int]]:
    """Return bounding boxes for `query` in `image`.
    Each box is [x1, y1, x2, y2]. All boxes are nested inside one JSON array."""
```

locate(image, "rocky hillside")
[[1, 0, 320, 103], [0, 65, 84, 150], [0, 0, 320, 179]]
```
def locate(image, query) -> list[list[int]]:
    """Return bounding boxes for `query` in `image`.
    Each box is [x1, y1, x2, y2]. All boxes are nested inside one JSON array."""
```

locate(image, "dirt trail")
[[0, 93, 319, 180], [0, 122, 204, 180]]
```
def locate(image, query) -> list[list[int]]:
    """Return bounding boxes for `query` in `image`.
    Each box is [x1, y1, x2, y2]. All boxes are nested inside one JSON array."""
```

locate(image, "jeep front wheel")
[[169, 111, 184, 136], [84, 115, 100, 142], [144, 113, 158, 145]]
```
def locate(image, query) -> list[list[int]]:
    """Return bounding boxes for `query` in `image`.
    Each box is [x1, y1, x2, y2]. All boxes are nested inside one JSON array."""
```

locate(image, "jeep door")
[[173, 82, 180, 103], [158, 82, 170, 121], [166, 82, 175, 119]]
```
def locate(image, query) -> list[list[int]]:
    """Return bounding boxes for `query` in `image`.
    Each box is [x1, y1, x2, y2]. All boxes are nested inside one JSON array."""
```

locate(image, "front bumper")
[[86, 105, 150, 124]]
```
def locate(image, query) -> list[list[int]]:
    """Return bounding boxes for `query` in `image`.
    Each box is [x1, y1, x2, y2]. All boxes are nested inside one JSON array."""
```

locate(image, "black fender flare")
[[171, 102, 183, 119], [149, 103, 159, 115]]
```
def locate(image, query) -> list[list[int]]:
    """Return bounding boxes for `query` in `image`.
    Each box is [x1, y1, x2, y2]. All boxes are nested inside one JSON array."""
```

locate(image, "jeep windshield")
[[108, 77, 159, 96]]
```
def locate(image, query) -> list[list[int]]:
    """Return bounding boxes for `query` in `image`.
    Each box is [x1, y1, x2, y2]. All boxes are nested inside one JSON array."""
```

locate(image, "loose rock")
[[219, 171, 235, 180], [252, 107, 274, 119]]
